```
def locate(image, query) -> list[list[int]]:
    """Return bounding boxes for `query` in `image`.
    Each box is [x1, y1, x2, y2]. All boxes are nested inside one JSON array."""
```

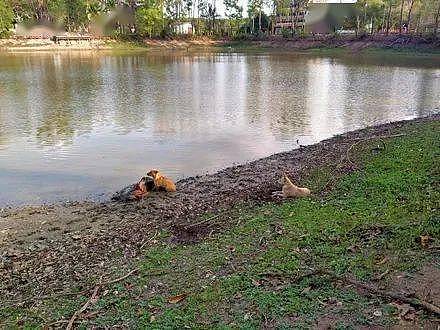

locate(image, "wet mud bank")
[[1, 114, 438, 303]]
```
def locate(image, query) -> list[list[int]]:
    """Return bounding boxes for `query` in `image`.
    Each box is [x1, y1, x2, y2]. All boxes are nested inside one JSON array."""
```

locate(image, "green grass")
[[1, 120, 439, 328]]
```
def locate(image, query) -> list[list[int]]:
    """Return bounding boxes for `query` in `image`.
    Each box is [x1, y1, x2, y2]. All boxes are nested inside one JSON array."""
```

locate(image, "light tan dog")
[[273, 174, 311, 198], [147, 169, 177, 192]]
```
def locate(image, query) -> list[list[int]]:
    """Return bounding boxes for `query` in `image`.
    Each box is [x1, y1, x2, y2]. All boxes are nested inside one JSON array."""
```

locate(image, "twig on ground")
[[99, 268, 139, 286], [184, 213, 223, 229], [318, 269, 440, 316], [264, 267, 440, 316], [320, 133, 400, 191], [349, 133, 406, 141], [139, 231, 159, 250], [374, 269, 390, 281], [66, 285, 100, 330], [50, 268, 140, 329], [346, 134, 391, 165]]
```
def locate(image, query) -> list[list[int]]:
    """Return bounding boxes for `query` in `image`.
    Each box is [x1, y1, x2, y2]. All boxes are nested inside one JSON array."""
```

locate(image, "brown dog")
[[272, 174, 310, 198], [281, 174, 310, 198], [147, 169, 177, 192]]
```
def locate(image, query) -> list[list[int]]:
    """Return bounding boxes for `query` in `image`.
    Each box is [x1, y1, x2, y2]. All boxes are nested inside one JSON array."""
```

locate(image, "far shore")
[[1, 34, 439, 53]]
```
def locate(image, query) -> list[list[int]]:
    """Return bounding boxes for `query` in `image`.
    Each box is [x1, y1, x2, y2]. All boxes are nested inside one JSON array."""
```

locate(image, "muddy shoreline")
[[1, 115, 439, 303], [1, 34, 439, 52]]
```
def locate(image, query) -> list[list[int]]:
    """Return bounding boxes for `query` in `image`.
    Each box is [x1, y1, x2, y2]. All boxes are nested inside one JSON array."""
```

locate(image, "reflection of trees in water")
[[33, 53, 102, 146], [415, 71, 439, 116], [264, 56, 309, 140], [0, 52, 105, 147], [36, 110, 76, 146], [0, 111, 7, 147], [0, 54, 35, 144], [133, 53, 250, 136], [0, 51, 439, 149]]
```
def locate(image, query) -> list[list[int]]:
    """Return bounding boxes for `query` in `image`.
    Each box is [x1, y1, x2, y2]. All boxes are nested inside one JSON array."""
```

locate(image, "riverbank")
[[1, 34, 439, 53], [223, 34, 440, 53], [0, 37, 112, 51], [1, 115, 439, 328]]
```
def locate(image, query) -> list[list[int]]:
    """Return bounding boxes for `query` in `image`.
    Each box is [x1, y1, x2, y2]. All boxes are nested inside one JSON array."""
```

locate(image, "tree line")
[[0, 0, 438, 38]]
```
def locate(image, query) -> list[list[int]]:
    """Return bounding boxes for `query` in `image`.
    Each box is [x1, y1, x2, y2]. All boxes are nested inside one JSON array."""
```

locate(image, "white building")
[[174, 22, 193, 35]]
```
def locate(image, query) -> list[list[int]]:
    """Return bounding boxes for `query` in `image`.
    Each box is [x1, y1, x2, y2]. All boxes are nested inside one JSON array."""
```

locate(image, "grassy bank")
[[2, 119, 439, 328]]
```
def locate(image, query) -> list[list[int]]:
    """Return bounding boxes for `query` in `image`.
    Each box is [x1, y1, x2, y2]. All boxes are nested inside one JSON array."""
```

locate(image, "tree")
[[224, 0, 242, 36], [406, 0, 416, 32], [224, 0, 242, 20], [398, 0, 404, 33], [384, 0, 395, 35], [435, 0, 440, 35], [0, 0, 14, 37], [65, 0, 88, 30], [248, 0, 262, 33], [135, 0, 164, 37], [47, 0, 67, 27]]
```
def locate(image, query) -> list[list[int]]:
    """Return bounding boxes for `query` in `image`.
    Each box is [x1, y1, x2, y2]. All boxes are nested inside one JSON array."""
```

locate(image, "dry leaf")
[[275, 226, 284, 235], [168, 293, 188, 304], [376, 256, 389, 265], [251, 279, 261, 287], [374, 269, 390, 280], [373, 310, 382, 317], [301, 286, 311, 294], [419, 235, 432, 248], [348, 245, 357, 253], [150, 315, 156, 322], [390, 302, 416, 321]]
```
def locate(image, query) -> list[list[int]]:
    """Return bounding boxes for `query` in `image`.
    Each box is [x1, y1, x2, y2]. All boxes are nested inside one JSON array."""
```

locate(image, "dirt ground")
[[140, 34, 440, 52], [1, 34, 439, 52], [232, 34, 440, 52], [1, 115, 439, 306], [0, 38, 110, 51]]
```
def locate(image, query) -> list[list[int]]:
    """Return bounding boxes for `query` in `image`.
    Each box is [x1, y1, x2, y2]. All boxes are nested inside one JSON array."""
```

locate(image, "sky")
[[212, 0, 357, 18]]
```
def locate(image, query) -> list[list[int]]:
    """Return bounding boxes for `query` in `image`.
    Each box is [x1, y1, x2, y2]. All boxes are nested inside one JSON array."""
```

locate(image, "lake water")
[[0, 50, 439, 206]]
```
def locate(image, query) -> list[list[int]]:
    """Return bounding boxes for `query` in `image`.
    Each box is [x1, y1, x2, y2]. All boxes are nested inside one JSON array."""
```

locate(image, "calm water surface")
[[0, 50, 439, 205]]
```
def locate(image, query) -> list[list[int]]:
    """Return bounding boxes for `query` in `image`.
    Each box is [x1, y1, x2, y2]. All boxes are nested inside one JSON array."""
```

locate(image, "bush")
[[281, 28, 292, 38], [0, 1, 14, 38]]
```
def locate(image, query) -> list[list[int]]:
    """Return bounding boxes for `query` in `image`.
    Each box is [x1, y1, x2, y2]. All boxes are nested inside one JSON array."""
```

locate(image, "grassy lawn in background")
[[1, 120, 439, 328]]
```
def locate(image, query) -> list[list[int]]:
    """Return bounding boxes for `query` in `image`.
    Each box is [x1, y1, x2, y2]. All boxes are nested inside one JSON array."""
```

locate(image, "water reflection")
[[0, 51, 439, 205]]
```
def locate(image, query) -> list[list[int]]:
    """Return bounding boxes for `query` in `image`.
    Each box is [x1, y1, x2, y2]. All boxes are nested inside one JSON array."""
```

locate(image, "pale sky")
[[214, 0, 357, 18]]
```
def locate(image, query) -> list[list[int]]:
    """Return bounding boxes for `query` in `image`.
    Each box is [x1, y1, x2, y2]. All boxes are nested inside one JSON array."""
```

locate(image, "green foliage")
[[2, 0, 438, 38], [47, 0, 67, 27], [65, 0, 88, 30], [135, 4, 164, 38], [224, 0, 242, 20], [0, 0, 14, 37]]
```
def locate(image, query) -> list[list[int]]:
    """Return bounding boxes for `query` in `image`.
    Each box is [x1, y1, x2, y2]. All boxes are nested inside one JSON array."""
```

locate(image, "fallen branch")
[[350, 133, 406, 141], [56, 268, 140, 329], [139, 231, 159, 250], [66, 285, 100, 330], [319, 270, 440, 316], [99, 268, 139, 286], [184, 213, 223, 229], [346, 136, 387, 165], [319, 133, 407, 190]]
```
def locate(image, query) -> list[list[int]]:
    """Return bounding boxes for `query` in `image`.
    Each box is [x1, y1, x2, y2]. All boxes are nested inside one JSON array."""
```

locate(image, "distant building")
[[174, 22, 193, 35], [305, 3, 357, 34], [274, 1, 307, 35]]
